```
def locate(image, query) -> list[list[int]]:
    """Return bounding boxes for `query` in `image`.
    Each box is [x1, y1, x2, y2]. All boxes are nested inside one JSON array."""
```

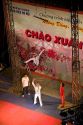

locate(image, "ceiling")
[[13, 0, 83, 11]]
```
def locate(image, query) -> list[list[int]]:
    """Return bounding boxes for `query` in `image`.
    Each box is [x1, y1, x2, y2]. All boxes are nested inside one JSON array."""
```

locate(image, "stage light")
[[60, 103, 83, 125], [60, 111, 67, 117], [68, 119, 75, 125], [62, 120, 67, 125], [68, 109, 74, 115]]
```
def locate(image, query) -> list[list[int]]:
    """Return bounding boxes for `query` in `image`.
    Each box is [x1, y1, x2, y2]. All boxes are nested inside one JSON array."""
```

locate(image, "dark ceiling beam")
[[26, 0, 83, 11]]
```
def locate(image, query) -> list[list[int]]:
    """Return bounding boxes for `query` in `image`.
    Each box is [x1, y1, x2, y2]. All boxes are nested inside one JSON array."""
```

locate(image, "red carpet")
[[0, 100, 61, 125]]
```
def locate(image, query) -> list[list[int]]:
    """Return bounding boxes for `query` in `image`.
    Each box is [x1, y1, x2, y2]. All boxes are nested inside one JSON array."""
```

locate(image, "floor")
[[0, 68, 74, 125]]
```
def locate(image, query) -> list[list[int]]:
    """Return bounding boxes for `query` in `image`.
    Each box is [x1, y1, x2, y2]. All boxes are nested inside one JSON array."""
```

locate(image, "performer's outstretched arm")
[[24, 49, 44, 65], [38, 49, 45, 57], [24, 57, 35, 64], [32, 79, 36, 88]]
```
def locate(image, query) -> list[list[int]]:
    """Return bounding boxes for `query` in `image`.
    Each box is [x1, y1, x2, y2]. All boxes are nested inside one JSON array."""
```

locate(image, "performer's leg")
[[34, 94, 37, 104], [38, 94, 43, 107], [22, 87, 25, 97], [63, 95, 65, 106], [25, 86, 28, 94], [26, 86, 30, 95], [60, 95, 62, 104], [61, 95, 64, 107], [28, 86, 30, 95]]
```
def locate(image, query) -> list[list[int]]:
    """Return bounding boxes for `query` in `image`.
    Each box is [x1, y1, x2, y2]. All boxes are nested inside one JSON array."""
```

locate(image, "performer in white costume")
[[32, 79, 43, 107], [24, 49, 44, 66]]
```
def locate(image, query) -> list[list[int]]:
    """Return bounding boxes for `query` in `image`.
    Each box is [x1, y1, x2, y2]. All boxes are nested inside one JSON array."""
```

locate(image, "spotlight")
[[62, 120, 67, 125], [68, 119, 75, 125], [60, 111, 67, 117], [68, 109, 74, 115]]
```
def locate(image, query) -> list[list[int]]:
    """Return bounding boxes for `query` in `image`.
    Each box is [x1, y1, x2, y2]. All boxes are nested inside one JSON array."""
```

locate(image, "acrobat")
[[24, 49, 45, 66]]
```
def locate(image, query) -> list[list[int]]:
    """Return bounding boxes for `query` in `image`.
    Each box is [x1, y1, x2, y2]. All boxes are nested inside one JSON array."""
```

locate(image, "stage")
[[0, 68, 74, 125], [0, 91, 61, 125]]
